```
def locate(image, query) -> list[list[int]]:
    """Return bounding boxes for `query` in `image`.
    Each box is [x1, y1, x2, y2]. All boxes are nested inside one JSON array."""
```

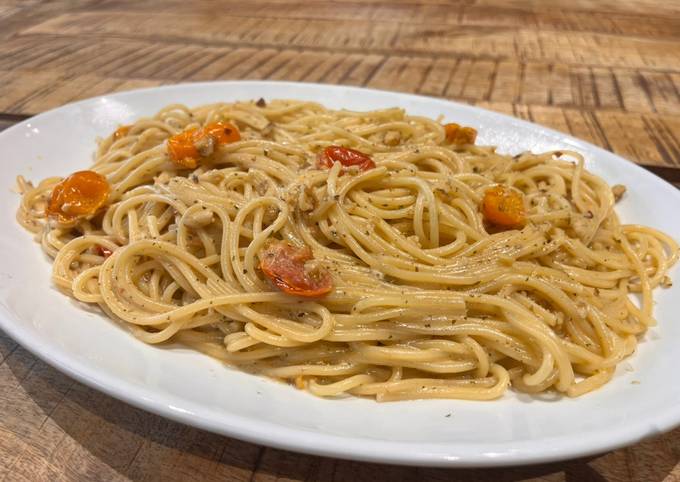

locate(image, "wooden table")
[[1, 1, 679, 480]]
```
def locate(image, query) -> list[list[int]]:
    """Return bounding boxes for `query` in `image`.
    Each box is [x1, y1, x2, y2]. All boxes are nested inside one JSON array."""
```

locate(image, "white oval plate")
[[1, 81, 679, 468]]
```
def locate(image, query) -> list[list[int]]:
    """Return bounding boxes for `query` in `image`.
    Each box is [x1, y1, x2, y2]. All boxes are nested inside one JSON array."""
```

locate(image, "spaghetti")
[[17, 99, 678, 401]]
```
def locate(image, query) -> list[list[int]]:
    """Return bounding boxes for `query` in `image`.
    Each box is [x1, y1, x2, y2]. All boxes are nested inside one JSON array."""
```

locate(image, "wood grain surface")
[[1, 1, 679, 480]]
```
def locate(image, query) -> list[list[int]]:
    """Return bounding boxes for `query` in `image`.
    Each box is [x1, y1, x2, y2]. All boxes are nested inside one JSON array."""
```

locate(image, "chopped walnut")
[[262, 205, 279, 224], [256, 98, 267, 107], [384, 130, 401, 146], [283, 184, 317, 212], [194, 134, 215, 157], [661, 276, 673, 288], [298, 185, 317, 212], [612, 184, 626, 202], [255, 180, 269, 196]]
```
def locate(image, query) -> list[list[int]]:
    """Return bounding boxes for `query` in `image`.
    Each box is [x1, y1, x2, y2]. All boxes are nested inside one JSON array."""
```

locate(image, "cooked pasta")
[[16, 99, 678, 401]]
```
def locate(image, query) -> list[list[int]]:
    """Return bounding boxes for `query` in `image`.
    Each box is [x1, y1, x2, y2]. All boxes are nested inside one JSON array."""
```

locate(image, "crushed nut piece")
[[612, 184, 626, 202], [384, 130, 401, 146], [194, 134, 215, 157]]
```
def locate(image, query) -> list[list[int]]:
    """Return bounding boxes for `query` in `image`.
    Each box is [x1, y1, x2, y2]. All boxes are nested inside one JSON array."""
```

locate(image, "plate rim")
[[1, 80, 679, 468]]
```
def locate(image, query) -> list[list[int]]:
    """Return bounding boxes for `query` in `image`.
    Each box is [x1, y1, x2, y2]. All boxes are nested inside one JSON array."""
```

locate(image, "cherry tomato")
[[260, 240, 333, 298], [167, 129, 201, 168], [317, 146, 375, 172], [167, 121, 241, 168], [444, 123, 477, 145], [46, 170, 110, 223], [482, 185, 526, 229], [203, 121, 240, 145], [113, 125, 131, 140]]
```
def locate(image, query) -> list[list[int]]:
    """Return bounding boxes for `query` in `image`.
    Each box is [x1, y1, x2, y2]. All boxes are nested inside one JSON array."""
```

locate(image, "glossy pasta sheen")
[[16, 100, 678, 401]]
